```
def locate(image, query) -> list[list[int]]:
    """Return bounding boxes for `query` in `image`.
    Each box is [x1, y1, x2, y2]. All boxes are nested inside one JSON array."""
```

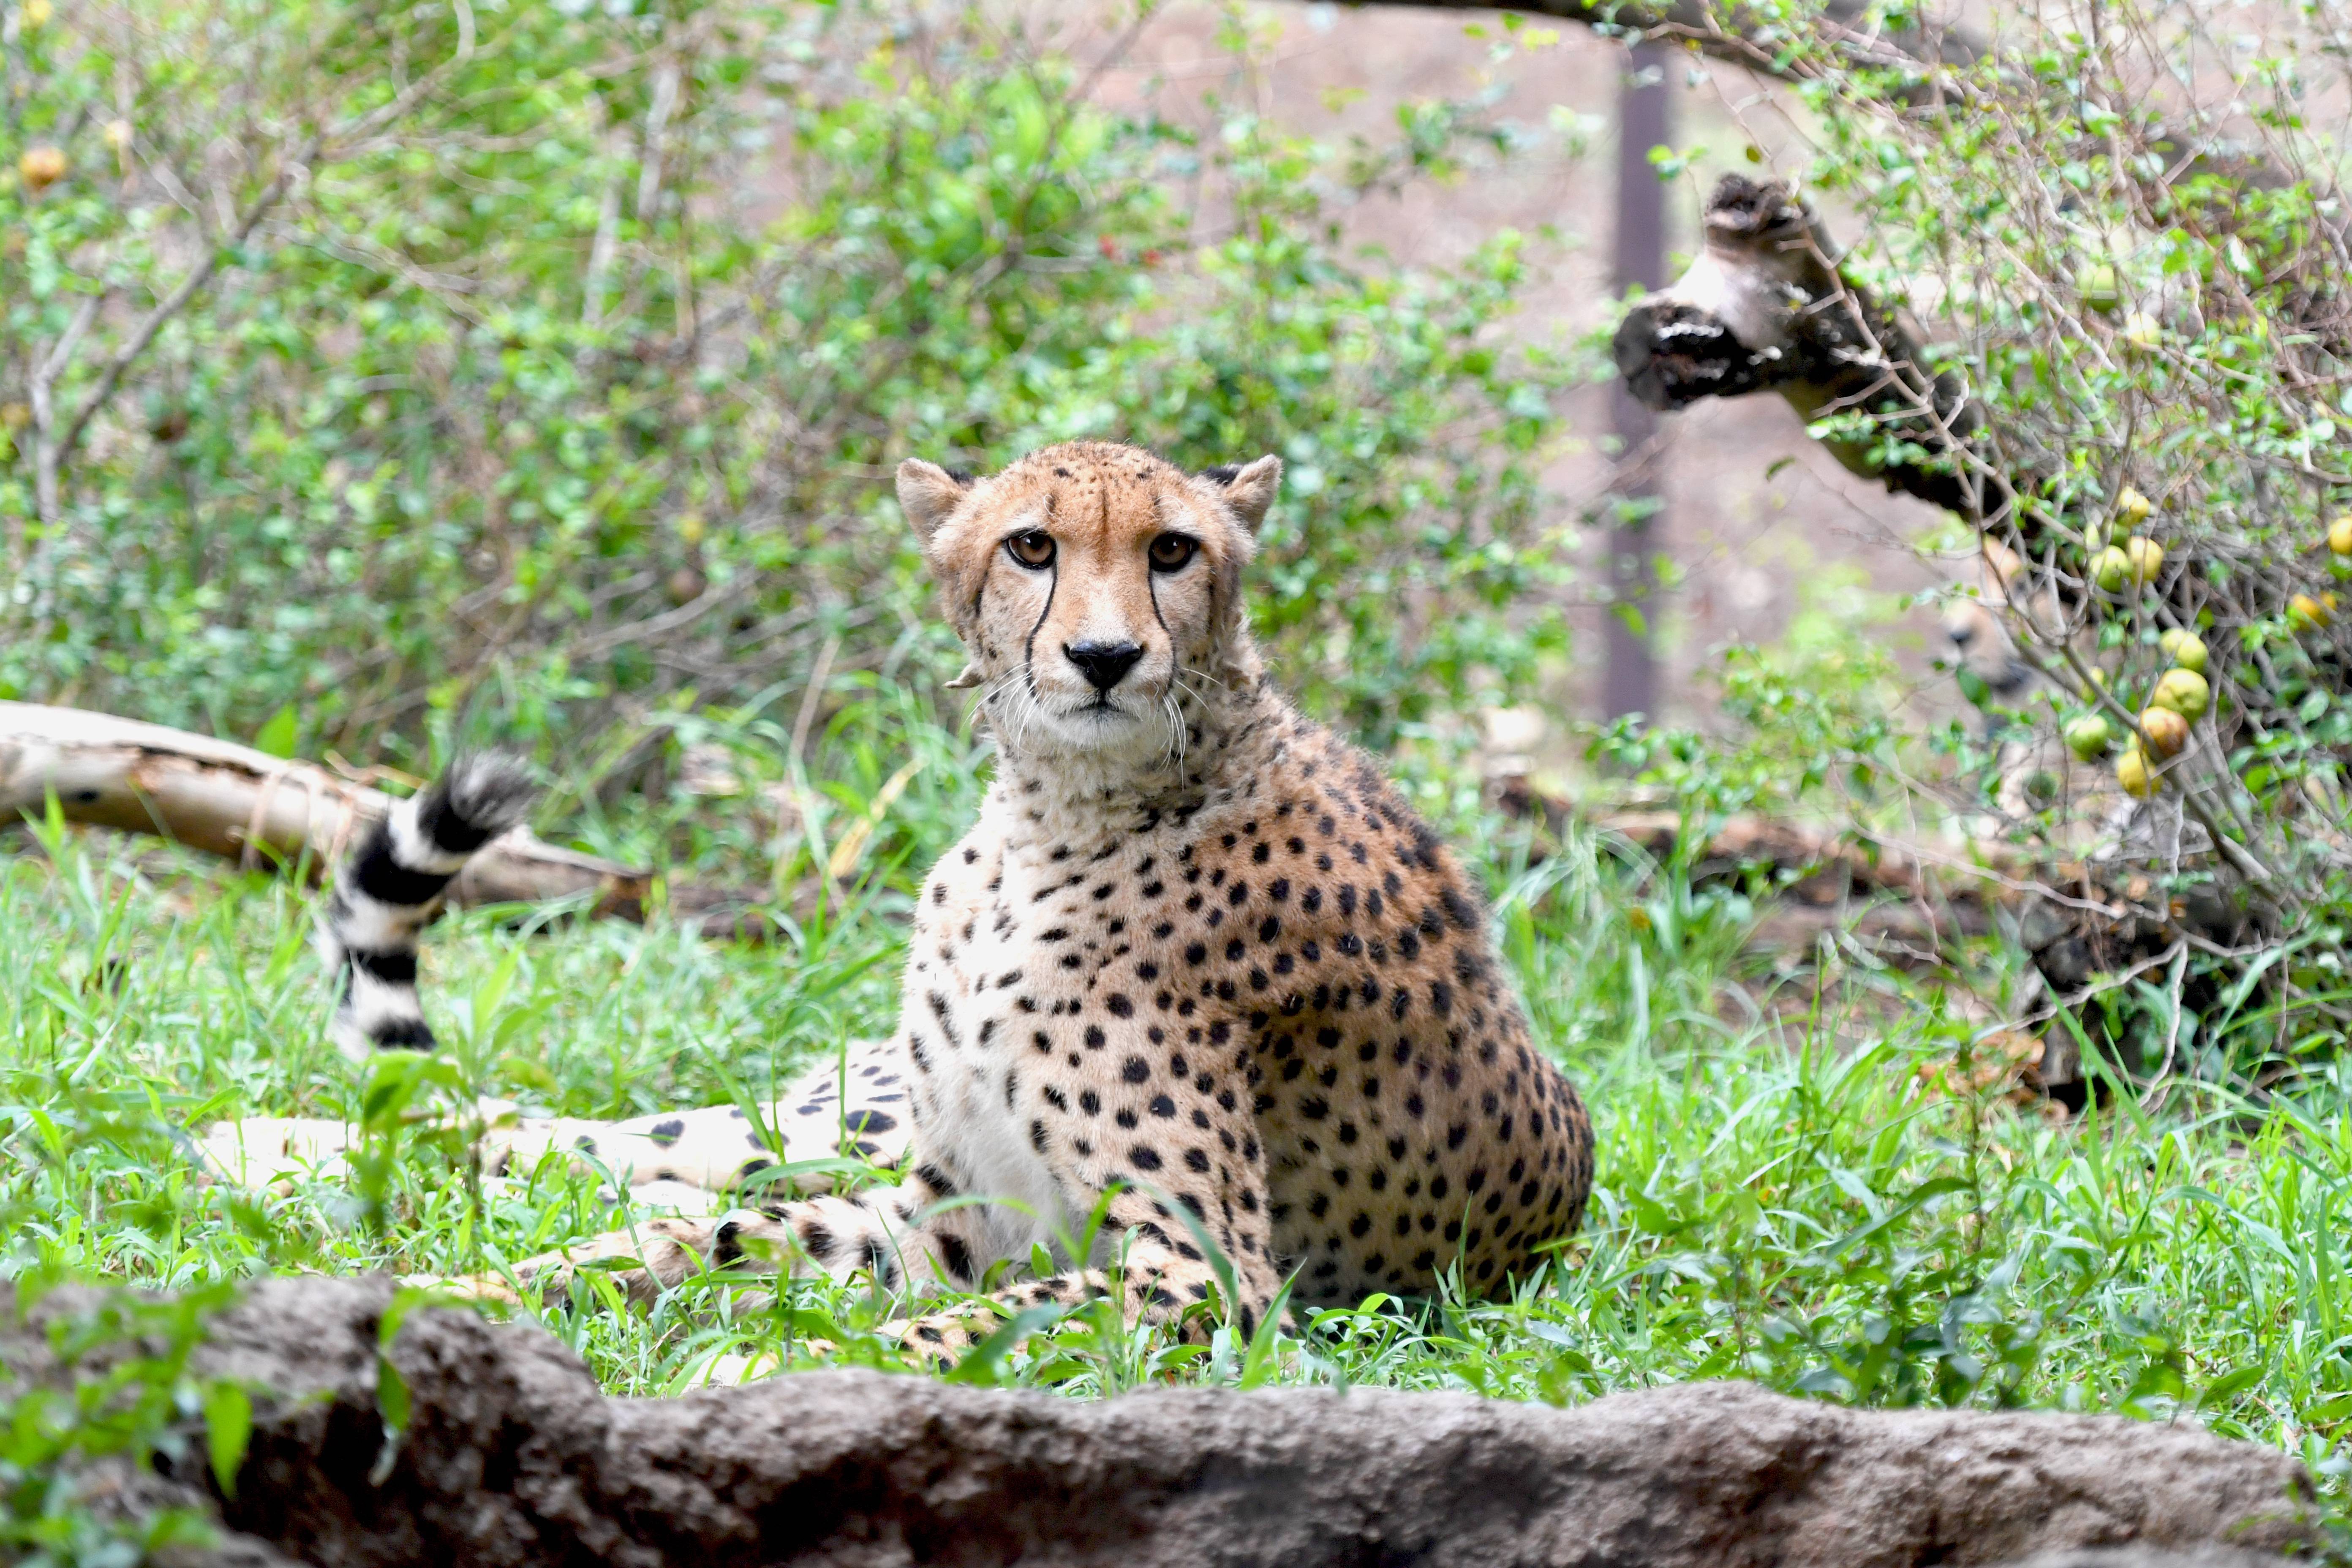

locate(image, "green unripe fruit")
[[2157, 629, 2207, 673], [2082, 264, 2121, 313], [2065, 714, 2113, 760], [2093, 547, 2133, 593]]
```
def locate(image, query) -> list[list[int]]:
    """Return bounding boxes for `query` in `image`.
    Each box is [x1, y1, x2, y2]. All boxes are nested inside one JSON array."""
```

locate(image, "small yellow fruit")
[[2158, 629, 2208, 672], [2115, 486, 2152, 527], [2093, 547, 2133, 593], [2065, 714, 2112, 760], [2115, 745, 2159, 798], [17, 145, 65, 193], [2330, 514, 2352, 556], [2138, 706, 2190, 758], [21, 0, 51, 25], [2289, 593, 2335, 634], [2152, 667, 2209, 721], [2123, 310, 2164, 351], [2123, 536, 2165, 584]]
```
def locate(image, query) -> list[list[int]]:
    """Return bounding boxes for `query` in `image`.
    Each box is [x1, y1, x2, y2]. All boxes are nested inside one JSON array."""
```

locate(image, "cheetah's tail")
[[319, 754, 537, 1057]]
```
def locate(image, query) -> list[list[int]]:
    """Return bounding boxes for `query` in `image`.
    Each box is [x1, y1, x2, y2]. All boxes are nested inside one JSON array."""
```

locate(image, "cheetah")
[[235, 441, 1597, 1351]]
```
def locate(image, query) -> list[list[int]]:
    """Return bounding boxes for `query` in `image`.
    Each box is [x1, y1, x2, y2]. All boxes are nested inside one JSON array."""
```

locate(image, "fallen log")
[[1492, 774, 2204, 975], [1493, 775, 2264, 1100], [6, 1276, 2320, 1568], [0, 701, 776, 939]]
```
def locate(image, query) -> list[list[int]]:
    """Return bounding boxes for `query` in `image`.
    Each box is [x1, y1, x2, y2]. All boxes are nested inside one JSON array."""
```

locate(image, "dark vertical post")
[[1603, 39, 1671, 724]]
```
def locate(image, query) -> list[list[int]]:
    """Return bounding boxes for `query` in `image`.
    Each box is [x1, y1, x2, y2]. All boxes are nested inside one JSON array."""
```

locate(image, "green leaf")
[[253, 703, 298, 759], [359, 1051, 429, 1132], [1819, 1177, 1973, 1261], [1237, 1274, 1298, 1390], [376, 1353, 411, 1435], [203, 1382, 251, 1498], [2196, 1364, 2265, 1410], [942, 1304, 1070, 1386]]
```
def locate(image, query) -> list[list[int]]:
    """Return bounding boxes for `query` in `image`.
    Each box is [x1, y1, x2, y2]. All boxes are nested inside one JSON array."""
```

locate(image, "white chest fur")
[[902, 826, 1094, 1263]]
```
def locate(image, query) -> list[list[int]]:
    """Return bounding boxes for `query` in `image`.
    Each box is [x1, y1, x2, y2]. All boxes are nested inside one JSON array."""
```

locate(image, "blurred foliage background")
[[1, 0, 1580, 781]]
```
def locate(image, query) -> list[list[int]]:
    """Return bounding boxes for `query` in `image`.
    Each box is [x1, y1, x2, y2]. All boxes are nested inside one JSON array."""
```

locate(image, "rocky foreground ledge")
[[3, 1277, 2321, 1567]]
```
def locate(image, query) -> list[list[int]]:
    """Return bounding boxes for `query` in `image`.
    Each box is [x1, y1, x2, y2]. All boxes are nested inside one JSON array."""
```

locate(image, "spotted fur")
[[512, 441, 1598, 1350], [197, 1036, 915, 1203]]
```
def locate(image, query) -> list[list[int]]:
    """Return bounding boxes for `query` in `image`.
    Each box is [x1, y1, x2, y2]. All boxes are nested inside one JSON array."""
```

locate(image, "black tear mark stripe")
[[1021, 534, 1059, 685], [1146, 549, 1171, 640]]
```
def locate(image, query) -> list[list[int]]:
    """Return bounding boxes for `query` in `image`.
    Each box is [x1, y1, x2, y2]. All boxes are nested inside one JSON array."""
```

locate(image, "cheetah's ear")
[[1200, 455, 1282, 532], [897, 460, 976, 544]]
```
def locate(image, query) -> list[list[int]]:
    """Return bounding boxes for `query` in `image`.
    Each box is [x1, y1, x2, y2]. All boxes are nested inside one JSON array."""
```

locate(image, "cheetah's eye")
[[1005, 531, 1056, 569], [1148, 534, 1198, 573]]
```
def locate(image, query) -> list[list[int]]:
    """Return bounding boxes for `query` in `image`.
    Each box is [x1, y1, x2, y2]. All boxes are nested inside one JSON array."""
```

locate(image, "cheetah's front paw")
[[510, 1209, 793, 1307], [509, 1216, 724, 1307]]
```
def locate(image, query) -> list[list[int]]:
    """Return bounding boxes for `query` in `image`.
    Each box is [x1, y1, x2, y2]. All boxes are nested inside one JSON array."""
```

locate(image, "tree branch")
[[1610, 175, 1996, 521], [46, 16, 490, 481]]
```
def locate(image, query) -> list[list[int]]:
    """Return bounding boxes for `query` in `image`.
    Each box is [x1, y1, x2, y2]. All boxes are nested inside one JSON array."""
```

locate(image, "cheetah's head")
[[896, 441, 1280, 767]]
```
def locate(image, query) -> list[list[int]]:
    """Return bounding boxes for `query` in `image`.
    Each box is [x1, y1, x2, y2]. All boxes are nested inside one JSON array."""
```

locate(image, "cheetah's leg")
[[512, 1024, 1286, 1359], [196, 1037, 913, 1197], [509, 1163, 983, 1309], [486, 1035, 915, 1192], [885, 1019, 1292, 1356], [512, 1167, 1274, 1357], [858, 1021, 1291, 1359], [889, 1164, 1284, 1358], [505, 1119, 1282, 1357]]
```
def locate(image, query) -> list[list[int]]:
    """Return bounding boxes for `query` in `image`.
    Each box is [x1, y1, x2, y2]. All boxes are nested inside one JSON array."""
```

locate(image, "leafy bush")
[[1, 0, 1580, 773], [1565, 0, 2352, 1089]]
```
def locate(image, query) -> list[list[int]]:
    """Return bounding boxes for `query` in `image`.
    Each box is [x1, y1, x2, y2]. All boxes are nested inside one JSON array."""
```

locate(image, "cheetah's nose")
[[1066, 640, 1143, 691]]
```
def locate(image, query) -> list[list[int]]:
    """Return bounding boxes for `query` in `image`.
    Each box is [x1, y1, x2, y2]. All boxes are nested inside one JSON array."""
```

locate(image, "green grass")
[[7, 757, 2352, 1521]]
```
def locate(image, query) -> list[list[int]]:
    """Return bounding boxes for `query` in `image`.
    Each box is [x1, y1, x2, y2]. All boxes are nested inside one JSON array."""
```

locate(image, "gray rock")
[[2002, 1554, 2304, 1568], [3, 1277, 2320, 1567]]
